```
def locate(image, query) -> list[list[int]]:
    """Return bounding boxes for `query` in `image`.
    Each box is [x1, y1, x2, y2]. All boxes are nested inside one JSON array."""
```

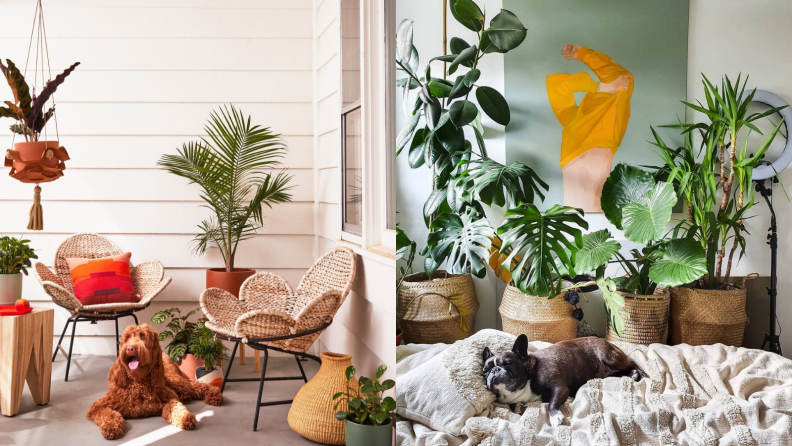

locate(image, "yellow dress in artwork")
[[546, 47, 634, 168]]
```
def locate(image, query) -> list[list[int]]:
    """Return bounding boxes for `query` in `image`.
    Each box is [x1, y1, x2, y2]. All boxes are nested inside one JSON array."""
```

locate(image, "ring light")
[[750, 90, 792, 181]]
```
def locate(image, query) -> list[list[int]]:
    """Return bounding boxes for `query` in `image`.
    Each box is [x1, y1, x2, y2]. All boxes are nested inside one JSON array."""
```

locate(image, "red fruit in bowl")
[[15, 298, 30, 312]]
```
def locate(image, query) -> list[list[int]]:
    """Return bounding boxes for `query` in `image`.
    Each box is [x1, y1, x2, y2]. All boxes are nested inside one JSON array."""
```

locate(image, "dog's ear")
[[512, 334, 529, 358], [482, 347, 493, 363], [144, 325, 163, 353], [150, 349, 165, 386], [109, 360, 128, 388]]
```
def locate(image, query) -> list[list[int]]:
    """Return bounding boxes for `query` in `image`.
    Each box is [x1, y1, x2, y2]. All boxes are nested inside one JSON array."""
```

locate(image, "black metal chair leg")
[[115, 318, 120, 357], [295, 355, 308, 383], [53, 318, 72, 362], [65, 316, 79, 382], [220, 341, 239, 393], [131, 313, 138, 325], [252, 348, 269, 432]]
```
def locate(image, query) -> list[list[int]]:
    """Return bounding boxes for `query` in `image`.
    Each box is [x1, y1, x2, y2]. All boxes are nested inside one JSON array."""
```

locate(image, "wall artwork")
[[503, 0, 689, 212]]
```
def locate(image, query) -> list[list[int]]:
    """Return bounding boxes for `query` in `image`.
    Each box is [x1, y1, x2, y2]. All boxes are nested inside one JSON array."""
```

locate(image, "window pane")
[[341, 0, 360, 108], [343, 107, 363, 230]]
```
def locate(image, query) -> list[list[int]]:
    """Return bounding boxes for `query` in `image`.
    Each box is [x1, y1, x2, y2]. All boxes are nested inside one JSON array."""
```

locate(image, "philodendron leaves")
[[601, 163, 655, 229], [649, 238, 707, 287], [498, 204, 588, 297], [427, 210, 495, 278], [598, 277, 627, 337], [456, 159, 547, 209], [622, 182, 676, 244], [575, 229, 621, 274]]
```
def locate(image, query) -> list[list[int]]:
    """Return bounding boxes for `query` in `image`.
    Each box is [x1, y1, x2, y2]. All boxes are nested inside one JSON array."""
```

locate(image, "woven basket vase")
[[397, 271, 478, 344], [605, 288, 670, 345], [287, 352, 358, 445], [668, 286, 747, 346], [499, 285, 576, 343]]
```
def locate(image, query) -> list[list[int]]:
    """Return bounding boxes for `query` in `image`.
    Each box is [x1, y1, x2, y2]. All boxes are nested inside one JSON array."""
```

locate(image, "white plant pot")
[[0, 273, 23, 303]]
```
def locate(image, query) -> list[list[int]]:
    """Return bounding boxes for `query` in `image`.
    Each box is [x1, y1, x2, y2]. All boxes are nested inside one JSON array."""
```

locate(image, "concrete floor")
[[0, 354, 322, 446]]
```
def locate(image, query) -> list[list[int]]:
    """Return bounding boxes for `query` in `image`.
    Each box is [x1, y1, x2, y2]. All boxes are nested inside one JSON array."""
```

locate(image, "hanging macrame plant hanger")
[[2, 0, 78, 230]]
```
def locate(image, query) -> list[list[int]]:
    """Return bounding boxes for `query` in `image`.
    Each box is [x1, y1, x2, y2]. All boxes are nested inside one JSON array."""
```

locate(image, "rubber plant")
[[397, 0, 555, 279], [158, 105, 294, 272], [569, 164, 708, 334], [651, 74, 785, 290]]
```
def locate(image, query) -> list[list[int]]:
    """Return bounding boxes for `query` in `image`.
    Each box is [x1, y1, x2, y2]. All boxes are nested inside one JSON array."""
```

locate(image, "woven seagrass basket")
[[397, 271, 478, 344], [668, 286, 747, 346], [605, 288, 670, 345], [287, 352, 358, 445], [499, 285, 576, 343]]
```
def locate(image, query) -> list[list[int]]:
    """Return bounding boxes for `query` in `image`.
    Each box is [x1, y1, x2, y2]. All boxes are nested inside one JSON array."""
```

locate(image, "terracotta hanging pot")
[[5, 140, 69, 183], [206, 268, 255, 297]]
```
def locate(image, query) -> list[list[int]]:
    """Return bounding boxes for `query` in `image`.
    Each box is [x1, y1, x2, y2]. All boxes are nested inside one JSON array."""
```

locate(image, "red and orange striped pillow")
[[66, 252, 140, 305]]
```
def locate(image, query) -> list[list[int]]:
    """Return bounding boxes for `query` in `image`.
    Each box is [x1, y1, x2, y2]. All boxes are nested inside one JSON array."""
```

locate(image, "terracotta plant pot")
[[177, 353, 204, 380], [499, 285, 577, 343], [5, 141, 69, 183], [0, 273, 23, 303], [396, 328, 403, 346], [288, 352, 358, 445], [206, 268, 255, 297], [669, 286, 747, 346], [345, 418, 393, 446]]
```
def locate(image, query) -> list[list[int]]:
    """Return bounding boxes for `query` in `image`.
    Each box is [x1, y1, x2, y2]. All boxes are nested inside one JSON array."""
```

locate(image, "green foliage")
[[621, 183, 676, 244], [600, 163, 654, 229], [188, 319, 228, 371], [151, 307, 202, 363], [396, 2, 537, 277], [334, 365, 396, 427], [574, 230, 621, 275], [0, 236, 37, 276], [498, 205, 588, 297], [396, 228, 416, 294], [158, 105, 294, 272]]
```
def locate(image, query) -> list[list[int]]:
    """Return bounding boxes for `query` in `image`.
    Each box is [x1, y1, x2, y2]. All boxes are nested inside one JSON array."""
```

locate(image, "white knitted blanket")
[[396, 334, 792, 446]]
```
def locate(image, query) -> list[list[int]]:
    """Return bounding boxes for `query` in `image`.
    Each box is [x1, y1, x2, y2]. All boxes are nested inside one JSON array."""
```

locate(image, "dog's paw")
[[204, 390, 223, 406], [549, 411, 566, 428], [178, 412, 197, 430], [631, 369, 642, 382], [100, 421, 126, 440]]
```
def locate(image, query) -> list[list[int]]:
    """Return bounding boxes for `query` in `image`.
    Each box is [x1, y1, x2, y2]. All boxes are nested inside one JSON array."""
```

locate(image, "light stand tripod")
[[756, 178, 782, 355]]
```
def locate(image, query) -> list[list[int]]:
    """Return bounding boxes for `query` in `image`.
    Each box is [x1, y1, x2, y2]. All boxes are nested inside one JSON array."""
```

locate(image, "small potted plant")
[[0, 236, 37, 304], [158, 105, 294, 297], [151, 307, 204, 378], [189, 318, 228, 382], [334, 365, 395, 446]]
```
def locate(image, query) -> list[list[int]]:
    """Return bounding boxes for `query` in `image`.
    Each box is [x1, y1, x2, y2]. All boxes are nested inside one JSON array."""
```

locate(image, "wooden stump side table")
[[0, 307, 54, 416]]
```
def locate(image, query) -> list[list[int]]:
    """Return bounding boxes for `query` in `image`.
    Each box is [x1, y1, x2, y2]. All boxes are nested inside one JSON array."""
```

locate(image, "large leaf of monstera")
[[498, 204, 587, 297], [426, 210, 495, 278], [456, 159, 548, 209], [601, 163, 655, 229], [621, 182, 676, 244], [575, 229, 621, 274], [649, 238, 707, 287]]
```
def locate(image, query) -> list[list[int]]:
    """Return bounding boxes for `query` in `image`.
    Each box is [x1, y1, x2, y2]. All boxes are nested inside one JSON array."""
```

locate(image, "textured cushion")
[[66, 252, 139, 305]]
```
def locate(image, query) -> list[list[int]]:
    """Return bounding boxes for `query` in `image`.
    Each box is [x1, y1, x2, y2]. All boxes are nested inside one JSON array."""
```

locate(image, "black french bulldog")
[[482, 334, 646, 426]]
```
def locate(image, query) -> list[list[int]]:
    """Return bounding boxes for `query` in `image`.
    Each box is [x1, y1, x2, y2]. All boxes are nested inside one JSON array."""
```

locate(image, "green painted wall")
[[503, 0, 689, 209]]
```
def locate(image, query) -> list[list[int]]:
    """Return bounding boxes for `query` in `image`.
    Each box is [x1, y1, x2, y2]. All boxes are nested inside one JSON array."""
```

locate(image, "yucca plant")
[[158, 105, 294, 272]]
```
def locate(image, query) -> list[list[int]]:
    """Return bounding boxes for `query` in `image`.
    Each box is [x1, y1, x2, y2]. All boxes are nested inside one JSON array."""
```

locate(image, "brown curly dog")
[[86, 324, 223, 440]]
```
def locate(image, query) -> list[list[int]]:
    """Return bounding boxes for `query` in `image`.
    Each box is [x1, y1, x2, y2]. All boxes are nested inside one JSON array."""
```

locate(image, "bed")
[[395, 330, 792, 446]]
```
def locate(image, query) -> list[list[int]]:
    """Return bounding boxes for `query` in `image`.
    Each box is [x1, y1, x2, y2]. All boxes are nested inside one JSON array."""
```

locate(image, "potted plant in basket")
[[396, 1, 543, 344], [158, 105, 294, 297], [395, 227, 415, 346], [189, 318, 228, 383], [151, 307, 205, 378], [0, 236, 37, 308], [334, 365, 395, 446], [648, 74, 786, 346]]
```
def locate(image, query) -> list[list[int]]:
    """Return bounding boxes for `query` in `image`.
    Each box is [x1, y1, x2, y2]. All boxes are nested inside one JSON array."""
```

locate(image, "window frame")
[[341, 100, 363, 236]]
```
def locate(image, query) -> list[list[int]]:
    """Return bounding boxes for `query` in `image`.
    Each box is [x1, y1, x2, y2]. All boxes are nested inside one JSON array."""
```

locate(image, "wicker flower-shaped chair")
[[200, 247, 356, 431], [33, 233, 172, 381]]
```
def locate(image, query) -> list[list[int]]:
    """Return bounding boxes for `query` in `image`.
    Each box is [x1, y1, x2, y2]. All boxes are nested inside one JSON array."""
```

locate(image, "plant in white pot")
[[189, 318, 228, 382], [0, 236, 37, 305], [158, 105, 294, 297], [334, 365, 395, 446]]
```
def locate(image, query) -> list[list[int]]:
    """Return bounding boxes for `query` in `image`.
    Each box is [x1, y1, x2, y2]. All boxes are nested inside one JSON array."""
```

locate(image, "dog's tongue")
[[129, 359, 139, 370]]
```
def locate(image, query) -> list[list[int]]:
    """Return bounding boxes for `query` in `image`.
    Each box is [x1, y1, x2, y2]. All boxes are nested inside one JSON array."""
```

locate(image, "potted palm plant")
[[158, 105, 294, 296], [0, 236, 37, 304], [396, 1, 538, 343], [649, 75, 786, 346], [334, 365, 395, 446]]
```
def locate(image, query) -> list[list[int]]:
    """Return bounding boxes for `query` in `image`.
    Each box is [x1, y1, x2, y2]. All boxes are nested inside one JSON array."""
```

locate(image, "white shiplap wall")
[[311, 0, 396, 378], [0, 0, 315, 356]]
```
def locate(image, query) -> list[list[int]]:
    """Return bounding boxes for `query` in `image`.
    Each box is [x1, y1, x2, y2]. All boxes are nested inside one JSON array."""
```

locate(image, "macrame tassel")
[[27, 185, 43, 231]]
